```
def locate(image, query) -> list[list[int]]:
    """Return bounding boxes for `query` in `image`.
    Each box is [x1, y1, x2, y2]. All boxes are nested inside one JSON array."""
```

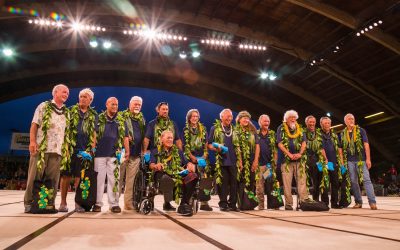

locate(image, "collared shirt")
[[208, 124, 237, 167], [343, 127, 368, 162], [130, 118, 145, 157], [145, 118, 180, 151], [32, 101, 67, 156], [276, 124, 306, 163], [74, 109, 98, 152], [321, 131, 338, 164], [258, 131, 272, 166], [96, 114, 129, 157]]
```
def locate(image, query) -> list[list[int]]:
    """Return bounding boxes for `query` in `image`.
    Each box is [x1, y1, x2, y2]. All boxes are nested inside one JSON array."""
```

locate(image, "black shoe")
[[163, 202, 176, 211], [331, 204, 342, 209], [219, 205, 229, 212], [92, 205, 101, 212], [229, 206, 240, 212], [285, 205, 293, 210], [111, 206, 121, 213], [177, 203, 193, 216], [200, 204, 213, 211]]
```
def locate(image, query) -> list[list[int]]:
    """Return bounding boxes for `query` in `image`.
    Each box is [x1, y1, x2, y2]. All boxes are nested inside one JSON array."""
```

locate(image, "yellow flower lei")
[[283, 122, 302, 139]]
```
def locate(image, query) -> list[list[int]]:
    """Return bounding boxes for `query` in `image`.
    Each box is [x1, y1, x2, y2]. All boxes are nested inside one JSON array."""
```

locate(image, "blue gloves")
[[212, 142, 228, 154], [327, 162, 334, 171], [178, 169, 189, 177], [316, 162, 323, 172], [116, 148, 125, 164], [77, 151, 92, 161], [340, 165, 347, 175], [143, 152, 150, 164], [197, 157, 207, 168]]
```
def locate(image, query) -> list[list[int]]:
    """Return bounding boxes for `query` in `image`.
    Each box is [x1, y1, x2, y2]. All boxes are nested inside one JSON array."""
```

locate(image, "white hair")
[[79, 88, 94, 103], [258, 114, 270, 127], [305, 115, 316, 124], [283, 110, 298, 122], [52, 84, 68, 97], [219, 108, 232, 119], [186, 109, 200, 123], [319, 116, 331, 126], [344, 113, 354, 123], [129, 96, 143, 106]]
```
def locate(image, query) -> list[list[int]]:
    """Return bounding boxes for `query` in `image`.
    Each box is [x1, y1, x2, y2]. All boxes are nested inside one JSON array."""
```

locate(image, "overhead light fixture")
[[364, 111, 384, 119], [2, 48, 14, 57], [89, 40, 98, 48], [103, 41, 112, 49], [179, 51, 187, 59], [268, 74, 277, 81], [326, 112, 331, 117], [192, 51, 200, 58], [260, 72, 268, 80], [330, 124, 344, 129]]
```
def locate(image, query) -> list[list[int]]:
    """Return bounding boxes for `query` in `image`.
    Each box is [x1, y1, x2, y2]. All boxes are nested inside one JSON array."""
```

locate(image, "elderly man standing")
[[208, 109, 240, 212], [277, 110, 308, 210], [93, 97, 129, 213], [143, 102, 182, 152], [24, 84, 70, 213], [59, 88, 97, 213], [341, 113, 377, 210], [121, 96, 146, 210]]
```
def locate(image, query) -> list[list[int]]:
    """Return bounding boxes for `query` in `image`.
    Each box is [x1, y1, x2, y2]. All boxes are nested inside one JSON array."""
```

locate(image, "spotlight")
[[373, 22, 378, 26], [326, 112, 331, 117], [378, 20, 382, 24], [260, 72, 268, 80], [28, 19, 33, 24], [335, 46, 339, 50], [72, 22, 81, 31], [2, 48, 14, 57], [268, 74, 277, 81], [179, 51, 187, 59], [356, 32, 360, 36], [89, 41, 98, 48], [361, 30, 365, 34], [369, 25, 373, 29], [192, 51, 200, 58], [103, 41, 112, 49], [364, 28, 368, 31]]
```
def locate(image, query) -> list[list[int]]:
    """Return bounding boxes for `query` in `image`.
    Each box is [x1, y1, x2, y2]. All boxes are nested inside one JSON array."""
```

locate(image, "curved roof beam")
[[4, 2, 398, 115], [286, 0, 400, 55]]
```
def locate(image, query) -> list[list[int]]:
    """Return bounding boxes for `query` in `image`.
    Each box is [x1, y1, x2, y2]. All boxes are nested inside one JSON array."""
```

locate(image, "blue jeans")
[[348, 161, 376, 204]]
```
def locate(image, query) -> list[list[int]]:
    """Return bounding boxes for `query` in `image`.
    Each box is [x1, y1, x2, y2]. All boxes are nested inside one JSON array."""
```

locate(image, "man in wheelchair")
[[149, 130, 198, 216]]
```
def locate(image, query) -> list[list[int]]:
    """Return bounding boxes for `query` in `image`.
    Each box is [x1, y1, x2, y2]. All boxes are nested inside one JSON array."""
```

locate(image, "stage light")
[[28, 19, 33, 24], [268, 74, 277, 81], [179, 51, 187, 59], [103, 41, 112, 49], [260, 72, 268, 80], [2, 48, 14, 57], [364, 28, 368, 31], [72, 22, 81, 31], [192, 51, 200, 58], [373, 22, 378, 26], [89, 40, 98, 48], [326, 112, 331, 117], [335, 46, 339, 50], [378, 20, 382, 24], [365, 111, 384, 119], [356, 32, 360, 36], [361, 30, 364, 34], [369, 25, 373, 29]]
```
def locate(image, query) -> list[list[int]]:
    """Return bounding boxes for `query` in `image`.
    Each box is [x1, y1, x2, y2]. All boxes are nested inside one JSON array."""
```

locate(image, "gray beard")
[[289, 123, 296, 130]]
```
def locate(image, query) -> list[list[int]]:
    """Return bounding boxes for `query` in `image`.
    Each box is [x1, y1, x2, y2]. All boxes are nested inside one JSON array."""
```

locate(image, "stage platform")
[[1, 190, 399, 249]]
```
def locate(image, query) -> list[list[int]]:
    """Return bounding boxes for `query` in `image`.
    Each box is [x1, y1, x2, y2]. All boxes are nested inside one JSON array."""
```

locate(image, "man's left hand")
[[366, 159, 372, 169]]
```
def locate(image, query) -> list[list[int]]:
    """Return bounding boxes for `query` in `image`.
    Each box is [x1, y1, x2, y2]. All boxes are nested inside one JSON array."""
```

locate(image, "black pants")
[[312, 163, 340, 206], [339, 172, 351, 207], [154, 171, 198, 204], [218, 165, 238, 208]]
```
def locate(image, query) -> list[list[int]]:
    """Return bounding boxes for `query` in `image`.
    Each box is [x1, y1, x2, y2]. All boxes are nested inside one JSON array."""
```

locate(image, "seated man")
[[149, 130, 198, 216]]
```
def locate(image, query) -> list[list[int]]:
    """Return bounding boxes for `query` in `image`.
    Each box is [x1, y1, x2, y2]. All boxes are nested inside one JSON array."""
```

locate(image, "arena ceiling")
[[0, 0, 399, 163]]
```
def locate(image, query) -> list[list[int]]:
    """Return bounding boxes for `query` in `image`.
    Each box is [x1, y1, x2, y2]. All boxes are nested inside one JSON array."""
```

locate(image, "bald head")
[[106, 97, 118, 116]]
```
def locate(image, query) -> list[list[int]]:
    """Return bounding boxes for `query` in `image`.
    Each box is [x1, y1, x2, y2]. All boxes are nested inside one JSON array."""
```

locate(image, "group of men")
[[23, 83, 378, 217]]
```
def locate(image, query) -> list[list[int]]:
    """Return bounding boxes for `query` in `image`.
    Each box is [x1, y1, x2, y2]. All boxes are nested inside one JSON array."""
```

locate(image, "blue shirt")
[[321, 131, 338, 164], [149, 147, 188, 167], [276, 124, 306, 163], [74, 110, 98, 152], [96, 114, 129, 157], [181, 126, 208, 159], [145, 118, 181, 151], [208, 125, 237, 167], [343, 127, 368, 162], [129, 118, 145, 157], [258, 131, 273, 166]]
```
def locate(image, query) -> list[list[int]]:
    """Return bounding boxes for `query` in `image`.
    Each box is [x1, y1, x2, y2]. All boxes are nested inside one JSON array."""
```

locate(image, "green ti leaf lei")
[[61, 104, 97, 171], [98, 111, 126, 193], [329, 130, 351, 203], [280, 123, 308, 177], [341, 125, 364, 185], [154, 116, 175, 147], [123, 109, 145, 146], [36, 101, 70, 172], [212, 120, 240, 185], [183, 122, 210, 173], [38, 184, 54, 209], [156, 144, 183, 204], [235, 124, 256, 188], [306, 128, 329, 194]]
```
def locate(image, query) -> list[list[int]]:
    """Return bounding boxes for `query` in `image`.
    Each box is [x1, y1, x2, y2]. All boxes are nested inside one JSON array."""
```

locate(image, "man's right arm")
[[29, 123, 39, 155]]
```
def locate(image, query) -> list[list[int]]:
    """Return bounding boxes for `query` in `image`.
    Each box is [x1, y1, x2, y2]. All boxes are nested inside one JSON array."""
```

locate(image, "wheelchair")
[[132, 159, 156, 215], [190, 166, 214, 214]]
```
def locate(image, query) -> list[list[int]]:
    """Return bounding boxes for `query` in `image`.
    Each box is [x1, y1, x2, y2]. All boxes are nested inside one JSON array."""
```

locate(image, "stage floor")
[[1, 190, 399, 249]]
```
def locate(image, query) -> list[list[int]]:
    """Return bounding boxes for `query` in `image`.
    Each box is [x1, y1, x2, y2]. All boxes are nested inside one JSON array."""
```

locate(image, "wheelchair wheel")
[[139, 199, 153, 215], [133, 169, 144, 211], [191, 197, 199, 214]]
